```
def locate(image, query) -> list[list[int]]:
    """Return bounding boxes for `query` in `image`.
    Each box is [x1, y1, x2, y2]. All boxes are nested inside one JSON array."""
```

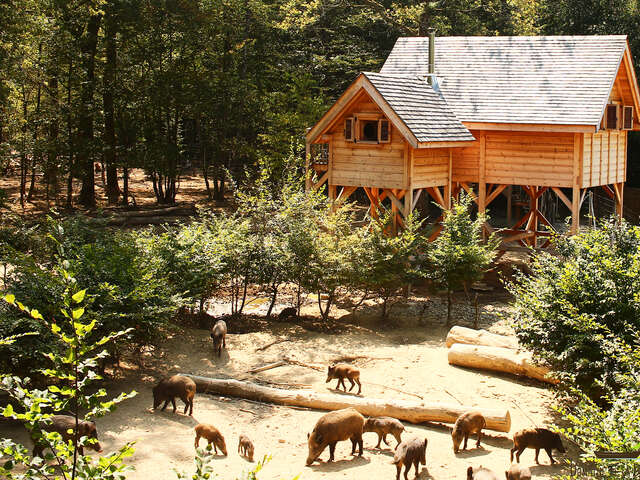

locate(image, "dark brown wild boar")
[[452, 411, 486, 453], [194, 423, 227, 455], [278, 307, 297, 320], [392, 436, 428, 480], [305, 407, 365, 465], [363, 416, 404, 448], [510, 427, 566, 464], [505, 464, 532, 480], [467, 466, 499, 480], [32, 414, 102, 457], [210, 320, 227, 357], [326, 364, 361, 395], [152, 375, 196, 416], [238, 434, 254, 461]]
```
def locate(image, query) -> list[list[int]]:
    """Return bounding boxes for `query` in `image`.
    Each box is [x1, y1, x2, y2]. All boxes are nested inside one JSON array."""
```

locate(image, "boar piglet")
[[326, 364, 361, 395], [194, 423, 227, 455], [452, 411, 486, 453], [467, 466, 499, 480], [306, 407, 364, 465], [510, 427, 566, 464], [363, 416, 404, 449], [238, 434, 254, 461], [505, 464, 531, 480], [393, 437, 428, 480], [152, 375, 196, 416], [210, 320, 227, 357], [32, 414, 102, 457]]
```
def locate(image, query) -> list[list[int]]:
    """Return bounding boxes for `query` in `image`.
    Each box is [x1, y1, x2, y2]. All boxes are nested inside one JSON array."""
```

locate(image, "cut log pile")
[[88, 204, 197, 227], [446, 326, 557, 385], [181, 374, 512, 433]]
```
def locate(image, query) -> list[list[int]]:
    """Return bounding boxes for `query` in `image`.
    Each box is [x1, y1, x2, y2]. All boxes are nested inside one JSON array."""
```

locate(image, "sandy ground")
[[0, 296, 574, 480]]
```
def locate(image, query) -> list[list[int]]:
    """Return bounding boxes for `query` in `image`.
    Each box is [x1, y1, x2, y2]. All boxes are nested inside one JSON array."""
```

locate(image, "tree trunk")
[[103, 16, 120, 204], [447, 343, 558, 385], [77, 14, 102, 208], [446, 290, 452, 327], [445, 326, 520, 350], [181, 375, 512, 432], [266, 283, 278, 318], [46, 67, 59, 206], [65, 58, 73, 209]]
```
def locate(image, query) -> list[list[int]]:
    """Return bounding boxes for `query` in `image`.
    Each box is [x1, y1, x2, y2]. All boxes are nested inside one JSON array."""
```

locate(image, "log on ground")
[[447, 343, 558, 385], [445, 326, 520, 349], [181, 374, 511, 432]]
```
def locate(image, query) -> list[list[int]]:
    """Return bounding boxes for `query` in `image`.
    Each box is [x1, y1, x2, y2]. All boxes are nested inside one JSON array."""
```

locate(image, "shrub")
[[507, 218, 640, 400]]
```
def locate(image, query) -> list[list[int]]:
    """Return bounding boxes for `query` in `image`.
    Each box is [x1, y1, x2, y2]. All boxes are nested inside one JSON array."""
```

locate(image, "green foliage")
[[176, 447, 274, 480], [507, 219, 640, 400], [0, 279, 136, 480], [428, 194, 498, 326]]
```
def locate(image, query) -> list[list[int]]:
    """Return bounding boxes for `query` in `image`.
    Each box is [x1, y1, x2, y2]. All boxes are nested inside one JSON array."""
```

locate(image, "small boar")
[[210, 320, 227, 357], [278, 307, 297, 320], [452, 411, 486, 453], [505, 464, 532, 480], [392, 436, 428, 480], [510, 427, 566, 464], [238, 434, 254, 461], [152, 375, 196, 416], [194, 423, 227, 455], [32, 414, 102, 457], [363, 416, 404, 449], [467, 466, 499, 480], [306, 407, 365, 465], [326, 364, 361, 395]]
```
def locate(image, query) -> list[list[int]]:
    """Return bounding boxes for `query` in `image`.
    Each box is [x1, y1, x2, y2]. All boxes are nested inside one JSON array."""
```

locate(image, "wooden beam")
[[427, 186, 445, 209], [416, 140, 476, 149], [462, 122, 596, 133], [602, 184, 615, 199], [446, 148, 453, 209], [412, 189, 423, 210], [551, 187, 572, 211], [571, 133, 583, 234], [312, 171, 329, 191], [459, 182, 478, 204], [404, 189, 413, 219], [485, 184, 507, 207], [623, 44, 640, 128], [615, 182, 625, 219], [478, 133, 486, 214]]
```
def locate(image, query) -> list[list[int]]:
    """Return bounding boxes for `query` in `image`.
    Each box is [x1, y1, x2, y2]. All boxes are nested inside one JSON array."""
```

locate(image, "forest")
[[1, 1, 640, 480]]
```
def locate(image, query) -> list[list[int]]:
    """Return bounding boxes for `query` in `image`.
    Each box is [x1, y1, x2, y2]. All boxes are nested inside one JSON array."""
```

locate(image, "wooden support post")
[[529, 186, 539, 247], [404, 189, 413, 219], [445, 148, 453, 209], [506, 185, 512, 223], [571, 133, 583, 234], [305, 141, 311, 191], [615, 182, 624, 220], [478, 134, 486, 215], [329, 184, 337, 212]]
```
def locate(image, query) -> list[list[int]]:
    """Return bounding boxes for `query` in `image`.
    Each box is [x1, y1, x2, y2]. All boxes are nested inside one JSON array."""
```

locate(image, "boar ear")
[[306, 433, 309, 439]]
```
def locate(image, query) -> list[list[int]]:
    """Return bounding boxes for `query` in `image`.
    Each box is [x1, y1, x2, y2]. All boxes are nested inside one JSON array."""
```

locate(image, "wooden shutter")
[[344, 117, 354, 141], [378, 119, 390, 143], [623, 106, 634, 130], [605, 105, 619, 129]]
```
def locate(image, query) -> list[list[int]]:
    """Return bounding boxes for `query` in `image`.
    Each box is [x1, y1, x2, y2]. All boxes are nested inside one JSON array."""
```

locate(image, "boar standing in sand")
[[363, 416, 404, 449], [238, 434, 255, 461], [510, 427, 566, 464], [393, 436, 428, 480], [505, 464, 531, 480], [452, 411, 486, 453], [306, 407, 365, 465], [467, 466, 499, 480], [152, 375, 196, 416], [210, 319, 227, 357], [326, 364, 361, 395], [194, 423, 227, 455], [32, 415, 102, 457]]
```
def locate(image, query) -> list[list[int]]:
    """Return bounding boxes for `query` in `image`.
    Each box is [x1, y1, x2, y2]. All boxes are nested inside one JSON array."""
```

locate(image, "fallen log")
[[445, 326, 520, 349], [181, 374, 511, 432], [246, 361, 287, 374], [447, 343, 558, 385]]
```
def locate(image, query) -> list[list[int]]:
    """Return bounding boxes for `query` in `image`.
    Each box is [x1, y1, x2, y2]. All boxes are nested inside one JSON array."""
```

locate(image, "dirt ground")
[[0, 294, 574, 480]]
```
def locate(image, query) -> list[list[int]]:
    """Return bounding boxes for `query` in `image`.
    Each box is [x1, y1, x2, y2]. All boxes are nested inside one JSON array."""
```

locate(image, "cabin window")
[[379, 120, 390, 143], [623, 106, 634, 130], [605, 104, 619, 129], [344, 118, 354, 141], [361, 120, 378, 141]]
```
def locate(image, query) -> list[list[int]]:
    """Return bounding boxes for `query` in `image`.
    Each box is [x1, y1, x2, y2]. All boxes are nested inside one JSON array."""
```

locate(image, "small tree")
[[428, 194, 498, 327], [0, 270, 136, 480]]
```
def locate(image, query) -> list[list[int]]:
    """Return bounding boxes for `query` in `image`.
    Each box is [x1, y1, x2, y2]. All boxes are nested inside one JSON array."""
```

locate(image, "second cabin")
[[305, 34, 640, 246]]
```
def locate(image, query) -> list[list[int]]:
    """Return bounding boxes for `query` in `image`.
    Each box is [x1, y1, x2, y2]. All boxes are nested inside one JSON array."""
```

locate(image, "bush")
[[507, 218, 640, 400]]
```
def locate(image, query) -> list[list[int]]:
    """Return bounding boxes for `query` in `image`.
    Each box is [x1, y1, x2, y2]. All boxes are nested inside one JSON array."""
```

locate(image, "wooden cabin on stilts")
[[305, 33, 640, 246]]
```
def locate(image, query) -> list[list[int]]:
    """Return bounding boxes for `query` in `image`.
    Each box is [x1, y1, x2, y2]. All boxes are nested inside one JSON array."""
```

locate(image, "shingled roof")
[[381, 35, 632, 126]]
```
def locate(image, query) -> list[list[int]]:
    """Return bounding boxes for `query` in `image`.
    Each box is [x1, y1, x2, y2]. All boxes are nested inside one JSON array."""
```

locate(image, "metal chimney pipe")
[[428, 28, 435, 85]]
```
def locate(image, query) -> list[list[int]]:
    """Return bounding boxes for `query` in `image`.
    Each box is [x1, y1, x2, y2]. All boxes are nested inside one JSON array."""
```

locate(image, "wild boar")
[[210, 320, 227, 357], [278, 307, 297, 320], [326, 364, 361, 395], [505, 464, 532, 480], [452, 411, 486, 453], [363, 416, 404, 448], [306, 407, 365, 465], [467, 466, 499, 480], [392, 436, 428, 480], [238, 434, 254, 461], [510, 427, 566, 464], [32, 415, 102, 457], [194, 423, 227, 455], [152, 375, 196, 416]]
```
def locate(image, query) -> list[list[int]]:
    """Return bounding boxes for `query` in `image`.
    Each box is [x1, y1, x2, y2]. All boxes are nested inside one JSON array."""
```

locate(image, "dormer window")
[[344, 116, 391, 144]]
